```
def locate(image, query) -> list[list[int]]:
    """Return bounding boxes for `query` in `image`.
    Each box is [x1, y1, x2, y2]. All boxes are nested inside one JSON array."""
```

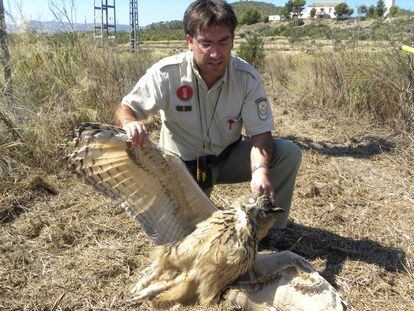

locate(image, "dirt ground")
[[1, 93, 413, 310]]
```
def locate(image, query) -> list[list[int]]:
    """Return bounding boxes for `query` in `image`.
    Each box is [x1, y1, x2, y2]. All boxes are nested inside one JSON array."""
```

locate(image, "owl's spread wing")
[[223, 251, 347, 311], [65, 122, 217, 244]]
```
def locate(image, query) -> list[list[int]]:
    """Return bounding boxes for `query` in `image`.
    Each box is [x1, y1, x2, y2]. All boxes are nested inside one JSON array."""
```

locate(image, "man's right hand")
[[114, 104, 150, 148], [123, 120, 149, 148]]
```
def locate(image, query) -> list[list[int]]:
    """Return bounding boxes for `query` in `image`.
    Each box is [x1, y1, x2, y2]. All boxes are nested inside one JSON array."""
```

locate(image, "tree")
[[367, 5, 376, 18], [240, 8, 261, 25], [237, 33, 264, 67], [375, 0, 386, 17], [310, 8, 317, 18], [280, 6, 291, 19], [285, 0, 306, 18], [388, 6, 398, 17], [357, 5, 368, 18], [334, 3, 354, 20]]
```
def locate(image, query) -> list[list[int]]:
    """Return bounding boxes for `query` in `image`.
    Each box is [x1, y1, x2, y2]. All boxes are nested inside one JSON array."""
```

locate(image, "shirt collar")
[[189, 52, 229, 91]]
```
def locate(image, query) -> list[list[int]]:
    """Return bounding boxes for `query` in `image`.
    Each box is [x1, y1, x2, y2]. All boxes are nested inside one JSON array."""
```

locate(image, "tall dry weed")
[[313, 48, 414, 131], [0, 32, 160, 177], [263, 48, 414, 132]]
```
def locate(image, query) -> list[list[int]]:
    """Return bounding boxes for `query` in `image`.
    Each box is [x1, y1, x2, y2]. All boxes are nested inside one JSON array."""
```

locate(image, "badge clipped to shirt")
[[226, 116, 241, 131], [255, 97, 269, 121], [176, 84, 193, 101]]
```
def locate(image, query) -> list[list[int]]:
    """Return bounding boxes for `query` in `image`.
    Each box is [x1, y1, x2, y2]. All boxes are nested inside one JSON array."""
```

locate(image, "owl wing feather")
[[223, 250, 348, 311], [65, 122, 217, 244]]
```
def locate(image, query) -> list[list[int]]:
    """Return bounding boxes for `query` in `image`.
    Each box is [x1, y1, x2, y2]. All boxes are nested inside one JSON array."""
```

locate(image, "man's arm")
[[250, 131, 274, 197], [114, 104, 149, 148]]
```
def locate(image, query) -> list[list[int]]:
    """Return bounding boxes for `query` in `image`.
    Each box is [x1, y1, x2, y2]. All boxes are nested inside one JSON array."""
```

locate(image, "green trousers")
[[204, 138, 302, 229]]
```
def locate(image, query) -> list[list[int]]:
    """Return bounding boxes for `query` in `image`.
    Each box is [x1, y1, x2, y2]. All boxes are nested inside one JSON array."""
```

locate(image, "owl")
[[66, 123, 347, 310], [130, 195, 283, 308]]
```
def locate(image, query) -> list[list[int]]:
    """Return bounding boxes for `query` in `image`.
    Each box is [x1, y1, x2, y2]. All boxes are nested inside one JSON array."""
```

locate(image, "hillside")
[[231, 0, 283, 18]]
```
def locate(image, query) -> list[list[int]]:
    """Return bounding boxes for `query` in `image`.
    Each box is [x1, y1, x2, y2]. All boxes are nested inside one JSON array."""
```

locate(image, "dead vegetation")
[[1, 33, 413, 310]]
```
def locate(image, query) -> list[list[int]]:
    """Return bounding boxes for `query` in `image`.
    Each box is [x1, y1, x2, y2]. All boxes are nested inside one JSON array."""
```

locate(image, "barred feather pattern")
[[223, 251, 348, 311], [65, 122, 217, 244], [131, 196, 283, 308]]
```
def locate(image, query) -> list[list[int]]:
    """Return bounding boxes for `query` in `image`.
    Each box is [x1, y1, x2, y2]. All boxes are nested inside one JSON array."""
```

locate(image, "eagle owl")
[[130, 195, 283, 308], [66, 123, 347, 310]]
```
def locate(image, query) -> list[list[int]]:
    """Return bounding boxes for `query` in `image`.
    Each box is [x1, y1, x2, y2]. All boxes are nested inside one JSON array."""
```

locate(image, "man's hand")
[[251, 167, 273, 198], [123, 120, 149, 148], [250, 131, 274, 198], [114, 104, 149, 148]]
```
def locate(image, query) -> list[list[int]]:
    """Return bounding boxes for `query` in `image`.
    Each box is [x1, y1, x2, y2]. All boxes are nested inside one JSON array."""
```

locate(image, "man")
[[114, 0, 301, 229]]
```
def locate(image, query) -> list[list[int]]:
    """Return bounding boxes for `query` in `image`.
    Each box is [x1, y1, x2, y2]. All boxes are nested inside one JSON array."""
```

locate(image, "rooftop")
[[308, 2, 341, 7]]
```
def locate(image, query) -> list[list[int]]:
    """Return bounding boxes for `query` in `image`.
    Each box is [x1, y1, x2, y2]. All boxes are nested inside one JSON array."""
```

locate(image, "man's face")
[[186, 25, 234, 84]]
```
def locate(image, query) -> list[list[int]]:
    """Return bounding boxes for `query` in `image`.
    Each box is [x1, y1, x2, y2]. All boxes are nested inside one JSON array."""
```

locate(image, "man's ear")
[[186, 33, 193, 51]]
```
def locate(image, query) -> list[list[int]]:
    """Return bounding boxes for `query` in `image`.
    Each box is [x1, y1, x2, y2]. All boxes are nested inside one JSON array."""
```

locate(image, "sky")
[[6, 0, 414, 26]]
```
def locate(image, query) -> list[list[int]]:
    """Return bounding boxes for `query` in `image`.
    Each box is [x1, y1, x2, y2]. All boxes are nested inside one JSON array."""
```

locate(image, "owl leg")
[[131, 262, 160, 294], [131, 282, 170, 301]]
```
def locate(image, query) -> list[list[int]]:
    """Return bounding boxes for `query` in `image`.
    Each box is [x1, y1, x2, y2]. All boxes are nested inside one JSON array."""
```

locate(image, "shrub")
[[240, 9, 261, 25], [236, 34, 265, 67], [288, 19, 305, 27]]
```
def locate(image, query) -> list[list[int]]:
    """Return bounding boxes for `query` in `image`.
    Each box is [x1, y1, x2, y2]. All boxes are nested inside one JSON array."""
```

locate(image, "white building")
[[385, 0, 395, 16], [303, 2, 341, 19], [268, 15, 282, 21]]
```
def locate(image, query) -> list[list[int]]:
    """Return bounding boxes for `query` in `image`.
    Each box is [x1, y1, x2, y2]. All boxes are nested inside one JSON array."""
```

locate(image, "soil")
[[1, 95, 413, 310]]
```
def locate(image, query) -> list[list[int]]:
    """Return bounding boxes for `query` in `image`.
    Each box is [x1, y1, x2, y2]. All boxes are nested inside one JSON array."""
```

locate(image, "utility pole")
[[0, 0, 13, 109], [94, 0, 117, 46], [130, 0, 139, 52]]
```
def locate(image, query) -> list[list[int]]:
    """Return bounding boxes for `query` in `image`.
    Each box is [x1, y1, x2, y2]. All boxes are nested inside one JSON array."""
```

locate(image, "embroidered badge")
[[177, 84, 193, 101], [255, 97, 268, 121]]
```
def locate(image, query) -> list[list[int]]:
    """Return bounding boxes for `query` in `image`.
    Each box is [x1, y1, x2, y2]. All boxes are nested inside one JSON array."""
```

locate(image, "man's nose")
[[209, 46, 221, 58]]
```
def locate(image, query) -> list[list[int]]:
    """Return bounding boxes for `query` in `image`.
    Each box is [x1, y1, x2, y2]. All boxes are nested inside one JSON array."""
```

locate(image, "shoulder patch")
[[255, 97, 269, 121], [233, 56, 260, 80]]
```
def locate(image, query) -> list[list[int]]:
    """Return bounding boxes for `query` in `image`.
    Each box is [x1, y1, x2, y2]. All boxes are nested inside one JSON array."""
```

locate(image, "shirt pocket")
[[164, 109, 199, 130], [224, 115, 243, 134]]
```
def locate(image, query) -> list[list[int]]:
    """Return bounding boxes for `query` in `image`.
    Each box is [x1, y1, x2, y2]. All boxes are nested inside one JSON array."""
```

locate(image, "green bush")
[[240, 8, 262, 25], [288, 19, 305, 27], [236, 34, 265, 67]]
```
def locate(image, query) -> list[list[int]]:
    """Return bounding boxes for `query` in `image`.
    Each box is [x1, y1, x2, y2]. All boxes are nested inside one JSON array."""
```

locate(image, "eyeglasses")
[[193, 37, 232, 53]]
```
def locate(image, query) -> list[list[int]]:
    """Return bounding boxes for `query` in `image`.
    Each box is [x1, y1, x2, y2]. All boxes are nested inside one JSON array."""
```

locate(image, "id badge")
[[196, 156, 212, 189]]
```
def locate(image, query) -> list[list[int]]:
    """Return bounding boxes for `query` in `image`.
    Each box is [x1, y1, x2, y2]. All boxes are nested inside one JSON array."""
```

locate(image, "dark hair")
[[183, 0, 237, 37]]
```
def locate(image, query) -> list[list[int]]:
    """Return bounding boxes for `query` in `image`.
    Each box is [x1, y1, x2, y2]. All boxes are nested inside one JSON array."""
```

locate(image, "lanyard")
[[195, 78, 223, 152]]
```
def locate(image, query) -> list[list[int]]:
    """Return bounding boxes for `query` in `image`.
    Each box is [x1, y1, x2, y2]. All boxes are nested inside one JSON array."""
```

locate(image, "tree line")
[[238, 0, 404, 25]]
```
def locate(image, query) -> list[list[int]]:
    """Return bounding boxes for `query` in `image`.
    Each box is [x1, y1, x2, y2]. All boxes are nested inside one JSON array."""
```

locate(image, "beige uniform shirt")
[[122, 51, 275, 161]]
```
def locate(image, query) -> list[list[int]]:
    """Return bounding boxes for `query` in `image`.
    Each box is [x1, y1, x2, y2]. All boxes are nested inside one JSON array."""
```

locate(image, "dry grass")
[[2, 33, 165, 172], [1, 33, 413, 310], [262, 48, 414, 132]]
